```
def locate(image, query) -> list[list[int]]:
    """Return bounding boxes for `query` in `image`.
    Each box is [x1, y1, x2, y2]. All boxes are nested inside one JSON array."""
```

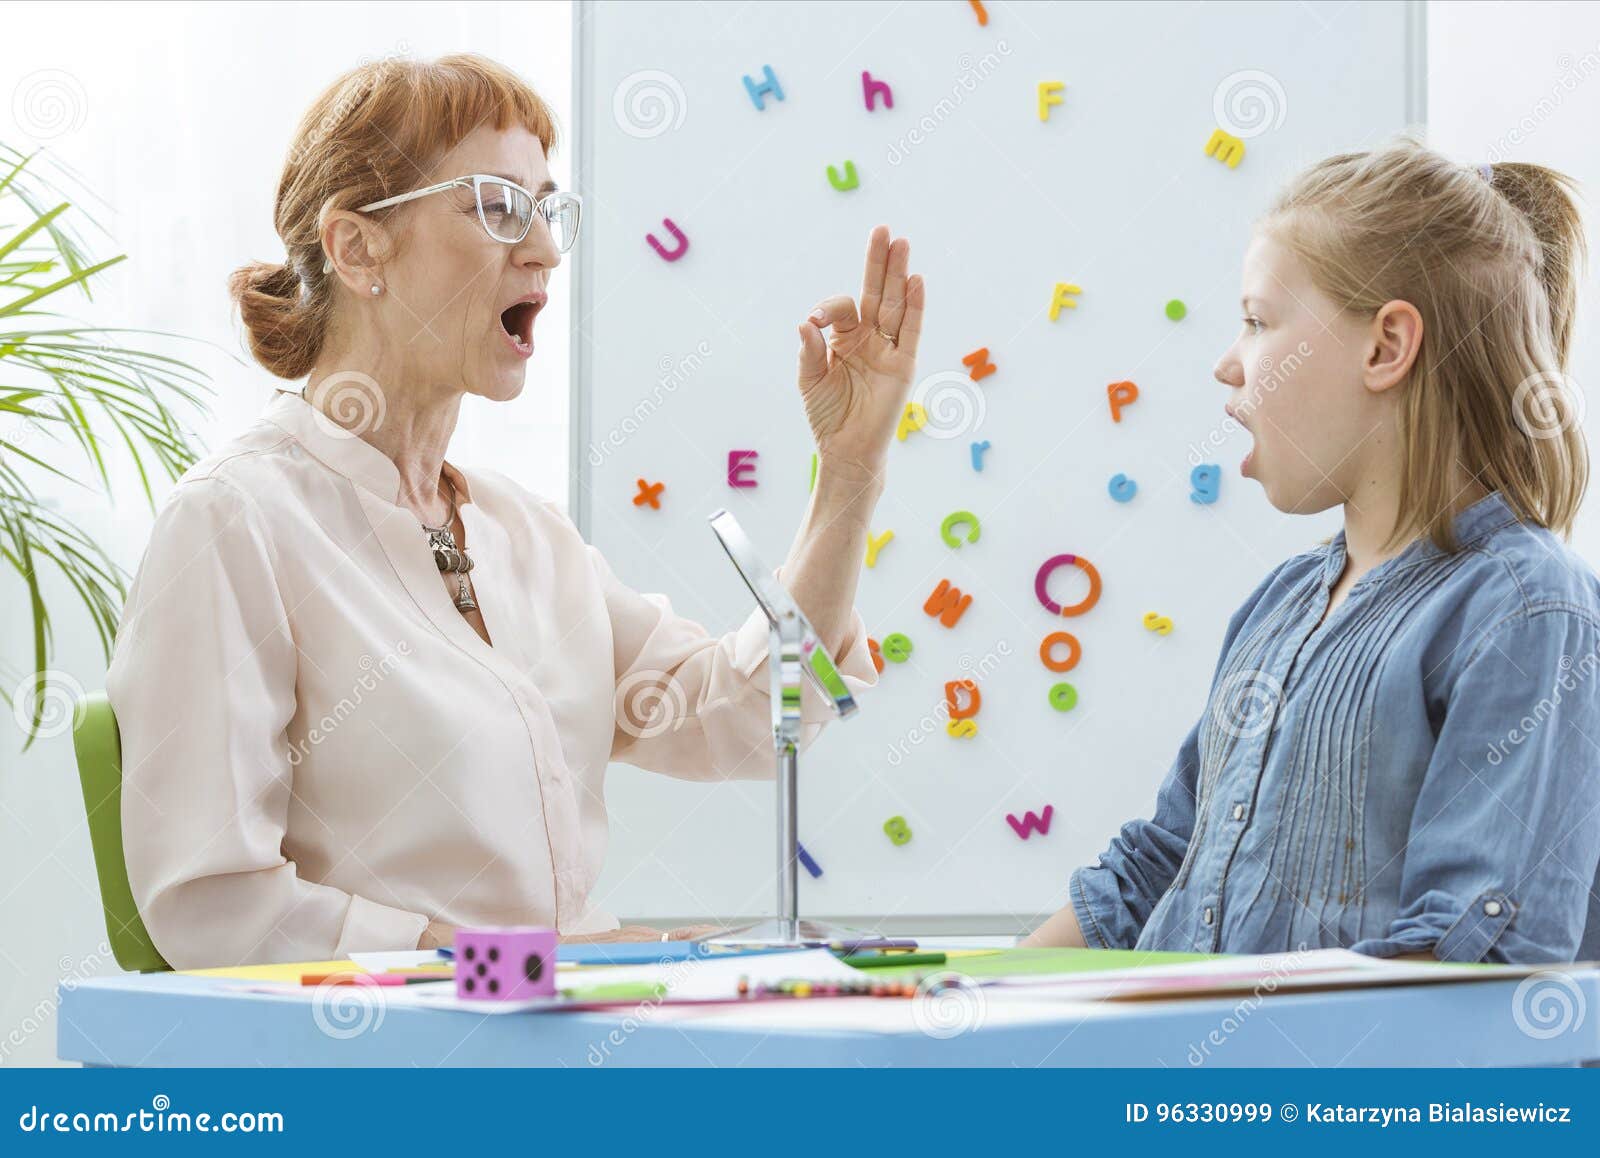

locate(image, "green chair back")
[[72, 692, 170, 973]]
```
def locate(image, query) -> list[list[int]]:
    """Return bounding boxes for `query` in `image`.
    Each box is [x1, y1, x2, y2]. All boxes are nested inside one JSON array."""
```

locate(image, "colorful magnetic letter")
[[827, 161, 860, 191], [896, 401, 928, 441], [1165, 299, 1187, 321], [971, 440, 991, 471], [727, 449, 759, 487], [883, 816, 913, 845], [861, 71, 893, 111], [969, 0, 988, 25], [1190, 463, 1221, 505], [866, 528, 895, 568], [1048, 682, 1079, 711], [1049, 283, 1082, 320], [1034, 555, 1102, 617], [646, 218, 689, 262], [1143, 612, 1174, 636], [455, 926, 556, 1001], [1108, 473, 1137, 502], [633, 478, 665, 509], [946, 718, 979, 739], [796, 842, 823, 878], [945, 679, 982, 719], [881, 632, 913, 663], [1107, 380, 1139, 423], [962, 347, 996, 381], [1205, 127, 1245, 169], [1039, 631, 1081, 673], [940, 510, 981, 548], [1037, 81, 1065, 122], [1006, 805, 1054, 840], [743, 65, 784, 110], [925, 579, 973, 628], [868, 637, 885, 674]]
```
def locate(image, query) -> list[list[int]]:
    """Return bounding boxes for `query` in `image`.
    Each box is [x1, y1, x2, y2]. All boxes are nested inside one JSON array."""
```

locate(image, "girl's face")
[[1212, 230, 1392, 515], [371, 125, 563, 401]]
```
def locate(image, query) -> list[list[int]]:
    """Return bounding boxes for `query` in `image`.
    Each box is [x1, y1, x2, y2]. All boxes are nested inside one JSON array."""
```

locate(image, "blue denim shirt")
[[1071, 492, 1600, 963]]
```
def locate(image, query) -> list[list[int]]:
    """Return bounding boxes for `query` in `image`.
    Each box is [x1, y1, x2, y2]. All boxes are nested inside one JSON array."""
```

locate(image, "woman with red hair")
[[106, 54, 924, 967]]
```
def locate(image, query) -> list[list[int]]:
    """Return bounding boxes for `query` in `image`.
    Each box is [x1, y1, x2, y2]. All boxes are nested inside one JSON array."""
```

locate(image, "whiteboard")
[[572, 0, 1424, 923]]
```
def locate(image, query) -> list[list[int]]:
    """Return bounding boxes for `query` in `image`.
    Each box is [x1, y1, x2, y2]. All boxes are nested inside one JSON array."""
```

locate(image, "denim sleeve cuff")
[[1349, 889, 1518, 963], [1069, 865, 1128, 950]]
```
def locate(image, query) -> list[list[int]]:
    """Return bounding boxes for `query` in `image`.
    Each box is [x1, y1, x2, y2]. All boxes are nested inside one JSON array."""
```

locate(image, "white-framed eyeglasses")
[[356, 174, 583, 251]]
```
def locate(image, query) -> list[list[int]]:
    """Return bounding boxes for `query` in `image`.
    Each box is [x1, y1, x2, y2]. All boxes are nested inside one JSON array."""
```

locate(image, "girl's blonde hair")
[[229, 54, 559, 380], [1263, 139, 1588, 549]]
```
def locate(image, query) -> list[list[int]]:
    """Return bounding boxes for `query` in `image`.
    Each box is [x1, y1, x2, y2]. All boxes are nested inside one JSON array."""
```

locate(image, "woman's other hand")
[[561, 925, 674, 944], [417, 919, 456, 950], [797, 225, 925, 479]]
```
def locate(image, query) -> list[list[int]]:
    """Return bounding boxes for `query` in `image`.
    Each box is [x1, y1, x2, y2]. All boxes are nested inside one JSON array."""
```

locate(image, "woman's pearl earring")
[[370, 284, 383, 297]]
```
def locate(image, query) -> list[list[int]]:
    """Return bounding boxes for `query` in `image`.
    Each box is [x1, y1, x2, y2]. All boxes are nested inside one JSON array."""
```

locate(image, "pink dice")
[[453, 926, 558, 1001]]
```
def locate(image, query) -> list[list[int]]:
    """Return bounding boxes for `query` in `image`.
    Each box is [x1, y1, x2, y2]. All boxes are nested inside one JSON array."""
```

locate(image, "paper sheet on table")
[[983, 947, 1571, 1003], [348, 949, 450, 972], [184, 959, 361, 983]]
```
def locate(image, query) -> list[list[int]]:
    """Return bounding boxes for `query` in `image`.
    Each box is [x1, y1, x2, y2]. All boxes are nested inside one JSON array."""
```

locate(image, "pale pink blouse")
[[105, 389, 876, 968]]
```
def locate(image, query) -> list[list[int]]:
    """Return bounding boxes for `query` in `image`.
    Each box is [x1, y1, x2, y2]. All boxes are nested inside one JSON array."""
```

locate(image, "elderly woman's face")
[[381, 125, 561, 400]]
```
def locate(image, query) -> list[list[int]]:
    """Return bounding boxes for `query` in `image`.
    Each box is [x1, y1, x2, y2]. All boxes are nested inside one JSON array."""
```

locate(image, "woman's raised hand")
[[796, 225, 925, 482]]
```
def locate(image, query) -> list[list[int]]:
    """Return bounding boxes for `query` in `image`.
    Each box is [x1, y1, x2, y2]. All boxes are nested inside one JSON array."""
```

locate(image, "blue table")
[[58, 965, 1600, 1067]]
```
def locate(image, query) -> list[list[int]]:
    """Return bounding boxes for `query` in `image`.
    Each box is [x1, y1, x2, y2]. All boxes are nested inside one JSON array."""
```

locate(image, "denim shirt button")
[[1484, 900, 1503, 917], [1233, 803, 1247, 821], [1203, 907, 1215, 925]]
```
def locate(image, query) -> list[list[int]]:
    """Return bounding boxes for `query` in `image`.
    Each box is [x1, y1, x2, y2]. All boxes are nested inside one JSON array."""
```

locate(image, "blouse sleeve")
[[106, 477, 430, 968], [586, 543, 880, 780]]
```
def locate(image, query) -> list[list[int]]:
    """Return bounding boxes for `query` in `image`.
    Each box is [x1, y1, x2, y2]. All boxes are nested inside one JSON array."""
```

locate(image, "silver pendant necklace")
[[420, 476, 478, 614]]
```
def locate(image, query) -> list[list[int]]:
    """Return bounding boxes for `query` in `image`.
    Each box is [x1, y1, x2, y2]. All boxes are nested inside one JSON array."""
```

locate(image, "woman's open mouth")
[[498, 295, 544, 358]]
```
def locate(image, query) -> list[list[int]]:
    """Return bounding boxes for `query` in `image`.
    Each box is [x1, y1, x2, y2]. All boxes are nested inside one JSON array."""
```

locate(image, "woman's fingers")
[[810, 295, 861, 335], [857, 224, 891, 328], [666, 924, 725, 940], [875, 237, 912, 338], [799, 295, 860, 387], [897, 273, 926, 360]]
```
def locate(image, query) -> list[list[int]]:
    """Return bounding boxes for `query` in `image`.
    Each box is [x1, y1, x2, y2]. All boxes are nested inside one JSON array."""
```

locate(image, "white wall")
[[0, 0, 572, 1066]]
